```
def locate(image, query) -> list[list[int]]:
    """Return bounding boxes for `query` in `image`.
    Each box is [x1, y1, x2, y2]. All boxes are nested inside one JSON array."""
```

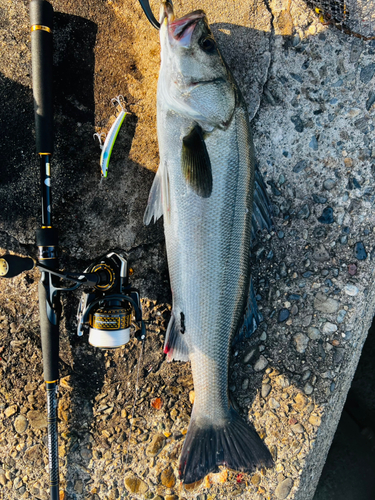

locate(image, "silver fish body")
[[144, 3, 273, 483]]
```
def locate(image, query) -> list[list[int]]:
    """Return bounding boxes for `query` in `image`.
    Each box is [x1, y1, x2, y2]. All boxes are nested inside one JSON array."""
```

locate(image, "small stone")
[[242, 378, 249, 390], [261, 384, 271, 398], [318, 207, 334, 224], [314, 292, 339, 313], [297, 204, 310, 219], [0, 474, 6, 486], [337, 310, 347, 324], [14, 414, 28, 434], [291, 115, 304, 132], [313, 245, 330, 262], [348, 264, 357, 275], [293, 160, 307, 173], [28, 410, 47, 429], [160, 466, 176, 488], [304, 383, 314, 395], [278, 308, 290, 322], [294, 393, 308, 410], [302, 315, 312, 327], [366, 91, 375, 112], [275, 478, 294, 499], [309, 414, 322, 426], [309, 136, 318, 150], [146, 434, 166, 457], [269, 398, 280, 409], [254, 356, 268, 372], [307, 327, 320, 340], [291, 423, 304, 434], [124, 475, 148, 494], [244, 349, 256, 363], [312, 193, 327, 204], [323, 179, 336, 190], [275, 375, 290, 388], [360, 63, 375, 84], [344, 284, 359, 296], [4, 405, 17, 418], [322, 322, 338, 335], [74, 480, 83, 494], [251, 473, 261, 485], [334, 348, 345, 365], [294, 333, 309, 354], [354, 242, 367, 260], [24, 445, 43, 465]]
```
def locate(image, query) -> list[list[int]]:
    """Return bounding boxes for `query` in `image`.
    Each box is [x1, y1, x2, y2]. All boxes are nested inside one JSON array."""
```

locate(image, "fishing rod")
[[0, 1, 144, 498]]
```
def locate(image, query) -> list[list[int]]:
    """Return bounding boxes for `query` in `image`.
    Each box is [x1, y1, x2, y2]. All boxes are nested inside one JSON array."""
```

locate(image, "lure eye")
[[200, 37, 215, 52]]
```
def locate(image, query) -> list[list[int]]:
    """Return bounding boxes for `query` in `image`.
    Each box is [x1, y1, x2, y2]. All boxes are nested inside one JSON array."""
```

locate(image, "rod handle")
[[38, 280, 60, 382], [30, 0, 54, 154], [0, 255, 35, 278]]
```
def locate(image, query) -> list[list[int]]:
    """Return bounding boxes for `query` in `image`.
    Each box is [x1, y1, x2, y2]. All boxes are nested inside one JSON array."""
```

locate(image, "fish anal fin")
[[144, 167, 163, 225], [182, 124, 212, 198], [179, 408, 273, 484], [164, 311, 189, 362]]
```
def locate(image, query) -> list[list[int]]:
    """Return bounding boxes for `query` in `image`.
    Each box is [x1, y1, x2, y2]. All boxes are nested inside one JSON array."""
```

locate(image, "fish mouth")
[[160, 3, 206, 47]]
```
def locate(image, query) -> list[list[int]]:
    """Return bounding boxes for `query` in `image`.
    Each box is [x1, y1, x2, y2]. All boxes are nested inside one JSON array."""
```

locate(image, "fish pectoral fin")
[[182, 124, 212, 198], [164, 311, 190, 362], [144, 167, 163, 225]]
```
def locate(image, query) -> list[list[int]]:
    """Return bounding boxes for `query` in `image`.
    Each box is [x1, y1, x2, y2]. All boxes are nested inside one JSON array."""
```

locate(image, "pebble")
[[4, 405, 17, 418], [297, 204, 310, 219], [160, 466, 176, 488], [337, 310, 347, 324], [322, 322, 338, 335], [124, 475, 148, 494], [309, 414, 322, 426], [309, 136, 318, 150], [302, 315, 312, 327], [294, 333, 309, 354], [354, 242, 367, 260], [304, 383, 314, 395], [146, 434, 166, 457], [293, 160, 307, 173], [275, 478, 294, 499], [314, 292, 340, 313], [291, 115, 304, 132], [312, 194, 327, 204], [307, 327, 320, 340], [269, 398, 280, 409], [334, 348, 345, 365], [366, 91, 375, 112], [254, 355, 268, 372], [360, 63, 375, 84], [27, 410, 47, 429], [323, 179, 336, 190], [344, 284, 359, 296], [291, 423, 304, 434], [262, 384, 271, 398], [313, 245, 330, 262], [318, 207, 334, 224], [278, 308, 290, 322], [14, 414, 28, 434]]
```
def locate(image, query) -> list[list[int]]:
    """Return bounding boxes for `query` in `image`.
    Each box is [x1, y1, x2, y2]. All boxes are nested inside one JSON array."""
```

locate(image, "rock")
[[348, 264, 357, 275], [323, 178, 336, 190], [307, 327, 320, 340], [291, 423, 304, 434], [360, 63, 375, 84], [275, 477, 294, 499], [294, 393, 308, 410], [74, 480, 83, 494], [244, 348, 256, 363], [354, 242, 367, 260], [269, 398, 280, 409], [124, 475, 148, 495], [160, 466, 176, 488], [294, 333, 309, 354], [318, 207, 334, 224], [146, 434, 166, 457], [24, 445, 43, 465], [27, 410, 47, 429], [278, 308, 290, 322], [0, 473, 7, 486], [262, 384, 271, 398], [309, 135, 318, 150], [314, 292, 339, 313], [4, 405, 17, 418], [304, 383, 314, 395], [242, 378, 249, 390], [309, 414, 322, 426], [254, 355, 268, 372], [293, 160, 307, 173], [322, 322, 338, 335], [337, 310, 347, 324], [302, 315, 312, 327], [297, 204, 310, 219], [275, 375, 289, 388], [14, 414, 28, 434], [313, 245, 330, 262], [344, 284, 359, 296]]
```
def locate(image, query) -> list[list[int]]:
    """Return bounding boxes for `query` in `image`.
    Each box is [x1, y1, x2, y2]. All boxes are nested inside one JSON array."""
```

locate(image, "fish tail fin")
[[179, 408, 273, 484]]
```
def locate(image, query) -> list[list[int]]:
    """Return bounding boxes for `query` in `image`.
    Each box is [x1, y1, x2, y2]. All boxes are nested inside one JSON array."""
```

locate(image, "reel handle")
[[30, 0, 54, 154], [0, 255, 35, 278]]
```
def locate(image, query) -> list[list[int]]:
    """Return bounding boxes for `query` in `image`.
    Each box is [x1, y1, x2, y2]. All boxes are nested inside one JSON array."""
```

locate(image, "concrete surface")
[[0, 0, 375, 499]]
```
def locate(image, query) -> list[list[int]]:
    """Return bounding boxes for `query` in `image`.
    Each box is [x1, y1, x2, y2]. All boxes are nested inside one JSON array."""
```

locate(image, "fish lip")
[[168, 10, 206, 46], [159, 0, 175, 25]]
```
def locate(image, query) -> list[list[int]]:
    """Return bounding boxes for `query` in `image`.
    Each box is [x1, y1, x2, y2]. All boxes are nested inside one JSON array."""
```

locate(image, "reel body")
[[76, 252, 143, 348]]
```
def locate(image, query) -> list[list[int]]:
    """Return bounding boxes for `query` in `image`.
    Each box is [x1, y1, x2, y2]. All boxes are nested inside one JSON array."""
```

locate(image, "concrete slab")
[[0, 0, 374, 499]]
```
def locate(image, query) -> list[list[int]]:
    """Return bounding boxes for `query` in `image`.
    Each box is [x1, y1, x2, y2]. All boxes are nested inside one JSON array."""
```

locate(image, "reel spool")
[[76, 252, 143, 349]]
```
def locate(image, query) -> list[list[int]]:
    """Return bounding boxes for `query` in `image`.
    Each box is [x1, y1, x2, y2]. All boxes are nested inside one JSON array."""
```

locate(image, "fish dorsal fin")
[[182, 124, 212, 198]]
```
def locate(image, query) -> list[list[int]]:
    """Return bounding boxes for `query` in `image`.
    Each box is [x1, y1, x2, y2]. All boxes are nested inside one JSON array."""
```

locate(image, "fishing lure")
[[94, 95, 127, 178]]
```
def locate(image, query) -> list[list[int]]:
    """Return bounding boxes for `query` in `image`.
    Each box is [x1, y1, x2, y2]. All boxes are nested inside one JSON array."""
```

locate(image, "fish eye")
[[200, 37, 216, 52]]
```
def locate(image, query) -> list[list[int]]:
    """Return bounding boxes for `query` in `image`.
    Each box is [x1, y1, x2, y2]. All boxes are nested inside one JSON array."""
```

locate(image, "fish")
[[144, 1, 273, 484]]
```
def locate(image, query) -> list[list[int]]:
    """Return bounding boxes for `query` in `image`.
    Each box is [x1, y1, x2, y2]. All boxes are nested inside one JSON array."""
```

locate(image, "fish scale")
[[144, 2, 273, 484]]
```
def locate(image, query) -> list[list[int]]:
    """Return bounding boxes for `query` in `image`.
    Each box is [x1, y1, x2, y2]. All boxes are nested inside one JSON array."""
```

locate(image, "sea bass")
[[144, 1, 273, 483]]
